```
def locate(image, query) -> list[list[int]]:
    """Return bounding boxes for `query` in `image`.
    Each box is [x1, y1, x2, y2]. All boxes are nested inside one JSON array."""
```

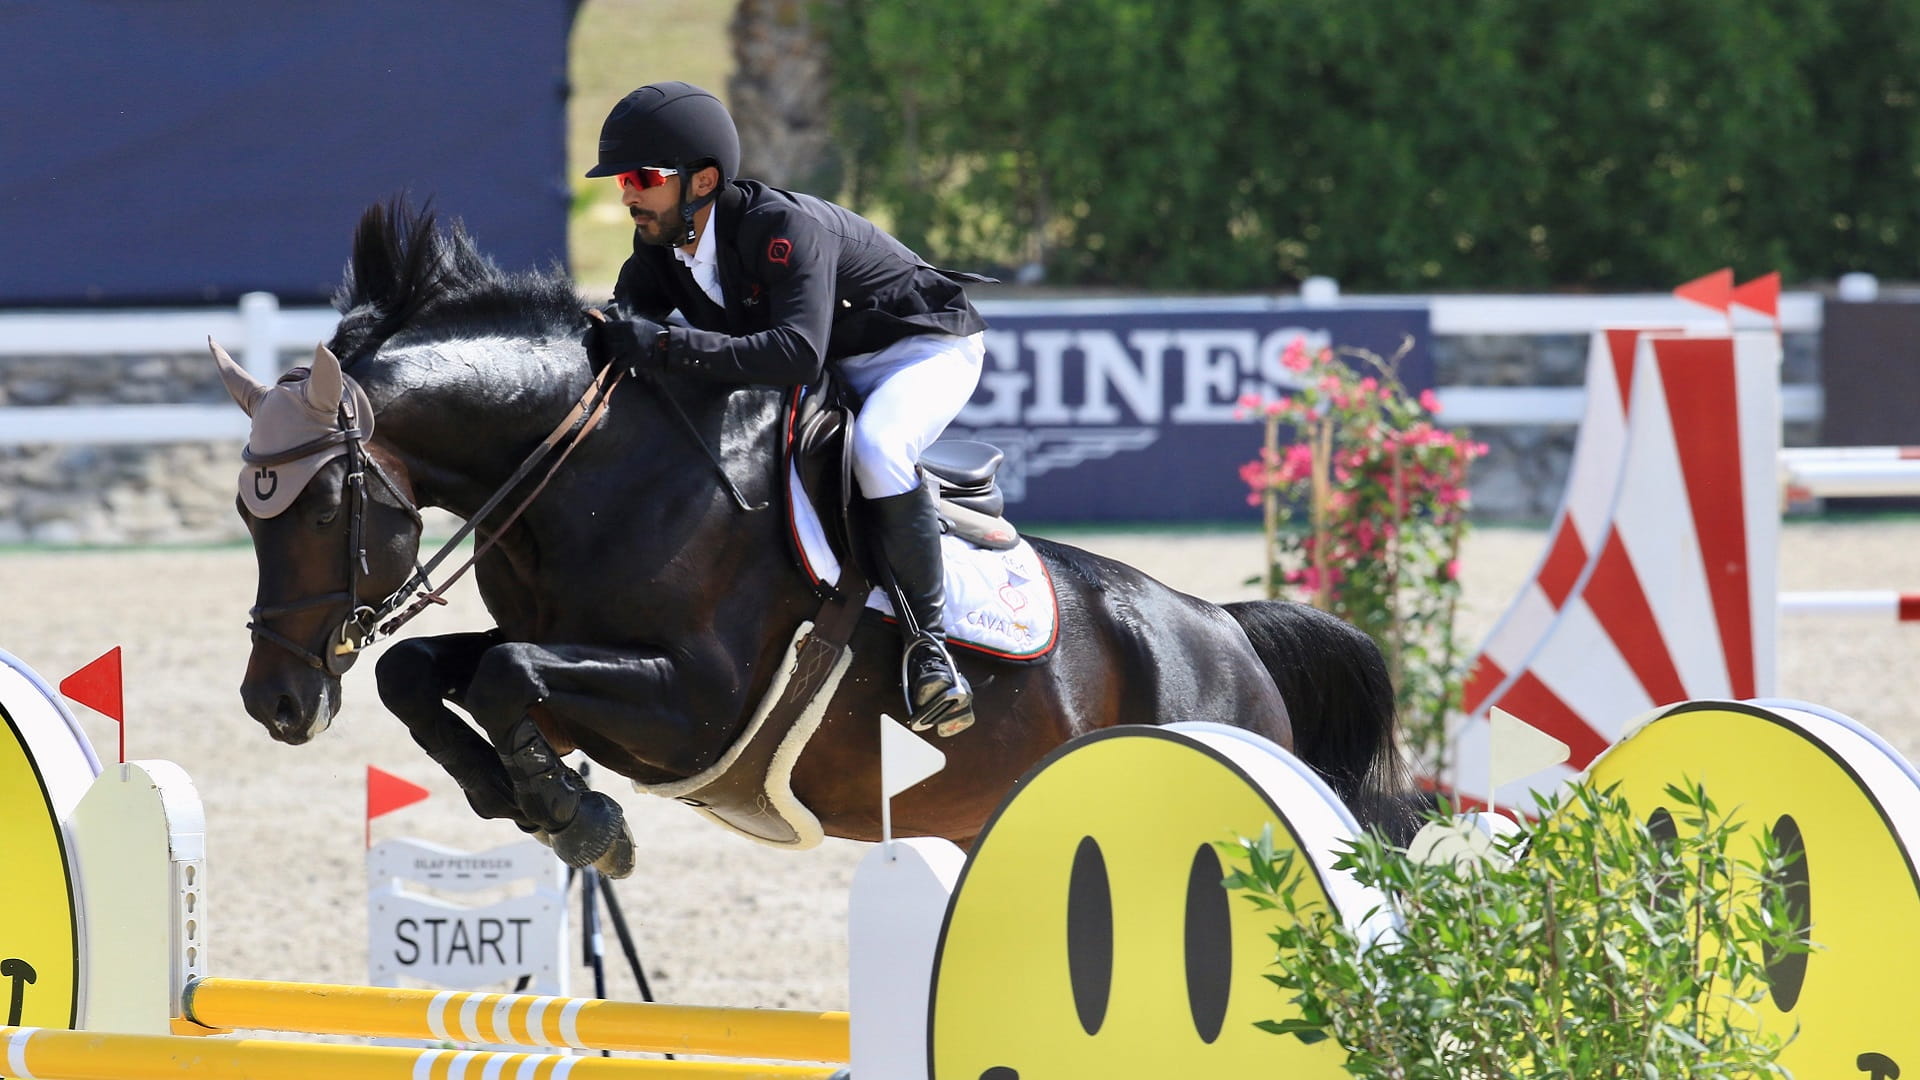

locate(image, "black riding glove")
[[586, 311, 669, 374]]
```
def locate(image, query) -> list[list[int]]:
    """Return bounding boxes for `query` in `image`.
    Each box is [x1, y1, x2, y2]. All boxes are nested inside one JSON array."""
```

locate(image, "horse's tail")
[[1222, 600, 1425, 847]]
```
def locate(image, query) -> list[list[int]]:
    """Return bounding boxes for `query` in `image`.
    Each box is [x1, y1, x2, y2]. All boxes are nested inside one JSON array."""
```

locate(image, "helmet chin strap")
[[672, 170, 721, 247]]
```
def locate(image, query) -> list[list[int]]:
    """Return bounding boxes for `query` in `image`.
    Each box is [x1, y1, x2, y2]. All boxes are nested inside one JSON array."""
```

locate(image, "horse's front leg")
[[374, 630, 531, 830], [464, 642, 702, 879]]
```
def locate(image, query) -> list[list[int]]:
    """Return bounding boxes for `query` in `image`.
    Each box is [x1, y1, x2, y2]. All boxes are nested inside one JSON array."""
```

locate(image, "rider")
[[583, 81, 989, 737]]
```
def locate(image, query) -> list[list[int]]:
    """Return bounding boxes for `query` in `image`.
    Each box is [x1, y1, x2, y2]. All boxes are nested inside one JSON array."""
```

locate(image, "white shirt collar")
[[672, 210, 718, 273]]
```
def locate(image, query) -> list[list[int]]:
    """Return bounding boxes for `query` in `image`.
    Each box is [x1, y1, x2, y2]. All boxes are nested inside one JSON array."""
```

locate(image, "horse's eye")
[[315, 508, 340, 528]]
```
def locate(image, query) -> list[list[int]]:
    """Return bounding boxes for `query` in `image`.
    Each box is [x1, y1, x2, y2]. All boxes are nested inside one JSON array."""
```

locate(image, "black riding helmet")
[[587, 82, 741, 246]]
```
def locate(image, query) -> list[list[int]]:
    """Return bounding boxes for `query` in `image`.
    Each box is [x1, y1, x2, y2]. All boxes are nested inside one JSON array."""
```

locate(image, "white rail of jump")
[[0, 291, 1825, 446], [0, 293, 339, 445]]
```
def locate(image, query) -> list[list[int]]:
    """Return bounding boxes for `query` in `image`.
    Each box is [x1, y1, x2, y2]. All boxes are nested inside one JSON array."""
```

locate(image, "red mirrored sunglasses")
[[614, 166, 679, 191]]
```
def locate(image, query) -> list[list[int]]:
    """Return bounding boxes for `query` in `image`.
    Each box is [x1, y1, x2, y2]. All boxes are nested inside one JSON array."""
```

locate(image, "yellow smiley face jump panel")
[[1587, 700, 1920, 1079], [0, 651, 100, 1030], [928, 722, 1385, 1079]]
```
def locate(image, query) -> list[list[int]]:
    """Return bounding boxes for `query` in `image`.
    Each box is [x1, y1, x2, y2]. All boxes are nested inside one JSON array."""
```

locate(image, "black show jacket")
[[612, 179, 991, 386]]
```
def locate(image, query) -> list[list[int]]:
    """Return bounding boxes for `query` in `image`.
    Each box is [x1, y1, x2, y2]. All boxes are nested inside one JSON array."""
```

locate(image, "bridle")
[[245, 361, 625, 676], [243, 393, 422, 676]]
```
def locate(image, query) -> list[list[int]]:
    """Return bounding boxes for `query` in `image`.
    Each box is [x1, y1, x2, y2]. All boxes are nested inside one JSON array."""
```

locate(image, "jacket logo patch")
[[766, 237, 793, 266]]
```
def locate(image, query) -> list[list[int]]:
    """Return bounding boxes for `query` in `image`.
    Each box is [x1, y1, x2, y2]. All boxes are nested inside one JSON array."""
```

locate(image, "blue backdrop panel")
[[0, 2, 577, 306], [952, 303, 1432, 523]]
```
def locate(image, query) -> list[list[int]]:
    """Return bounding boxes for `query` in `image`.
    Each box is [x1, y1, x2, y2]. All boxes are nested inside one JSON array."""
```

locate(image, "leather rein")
[[246, 361, 625, 675]]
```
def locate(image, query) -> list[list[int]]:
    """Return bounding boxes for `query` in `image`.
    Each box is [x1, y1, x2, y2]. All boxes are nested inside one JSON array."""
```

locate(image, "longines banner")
[[953, 301, 1434, 523]]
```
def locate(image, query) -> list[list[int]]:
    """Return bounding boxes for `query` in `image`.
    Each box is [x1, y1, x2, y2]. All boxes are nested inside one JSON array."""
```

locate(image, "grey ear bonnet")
[[210, 339, 376, 519], [241, 373, 375, 519]]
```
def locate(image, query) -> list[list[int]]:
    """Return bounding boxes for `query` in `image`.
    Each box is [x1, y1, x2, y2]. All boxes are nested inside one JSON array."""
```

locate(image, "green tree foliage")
[[826, 0, 1920, 289]]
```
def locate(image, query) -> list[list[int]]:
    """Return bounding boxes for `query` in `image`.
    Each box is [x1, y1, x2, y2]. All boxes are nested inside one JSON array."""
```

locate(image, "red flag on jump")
[[366, 765, 430, 848], [60, 647, 124, 763], [1731, 272, 1781, 321], [1673, 268, 1734, 313]]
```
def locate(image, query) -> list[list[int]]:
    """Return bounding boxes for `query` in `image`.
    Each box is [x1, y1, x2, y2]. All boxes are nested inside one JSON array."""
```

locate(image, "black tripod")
[[570, 762, 663, 1057]]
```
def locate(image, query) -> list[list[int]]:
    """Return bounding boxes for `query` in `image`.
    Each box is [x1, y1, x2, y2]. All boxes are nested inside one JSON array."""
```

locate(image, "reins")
[[374, 359, 627, 639]]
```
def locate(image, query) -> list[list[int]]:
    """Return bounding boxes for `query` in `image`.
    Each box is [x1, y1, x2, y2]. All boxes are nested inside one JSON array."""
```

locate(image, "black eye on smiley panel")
[[1066, 835, 1113, 1037], [1183, 843, 1233, 1044]]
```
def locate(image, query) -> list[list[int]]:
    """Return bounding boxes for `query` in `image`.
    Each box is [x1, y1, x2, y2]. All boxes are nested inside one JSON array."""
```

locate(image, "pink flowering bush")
[[1238, 337, 1487, 770]]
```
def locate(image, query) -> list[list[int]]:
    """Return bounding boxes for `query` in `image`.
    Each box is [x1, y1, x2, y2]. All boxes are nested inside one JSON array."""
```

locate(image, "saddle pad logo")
[[766, 238, 793, 266]]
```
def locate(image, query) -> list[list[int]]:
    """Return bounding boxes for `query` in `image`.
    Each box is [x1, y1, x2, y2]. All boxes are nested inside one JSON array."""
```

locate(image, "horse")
[[218, 202, 1418, 877]]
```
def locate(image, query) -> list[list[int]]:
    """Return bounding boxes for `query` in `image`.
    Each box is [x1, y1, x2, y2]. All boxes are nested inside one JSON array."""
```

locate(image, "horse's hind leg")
[[374, 631, 530, 829]]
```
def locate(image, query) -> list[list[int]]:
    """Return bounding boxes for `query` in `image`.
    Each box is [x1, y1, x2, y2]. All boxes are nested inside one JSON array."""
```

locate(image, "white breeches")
[[838, 332, 986, 498]]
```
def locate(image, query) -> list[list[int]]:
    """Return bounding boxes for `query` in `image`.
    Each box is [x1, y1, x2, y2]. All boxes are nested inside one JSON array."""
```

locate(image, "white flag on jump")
[[880, 713, 947, 800], [1489, 706, 1572, 791]]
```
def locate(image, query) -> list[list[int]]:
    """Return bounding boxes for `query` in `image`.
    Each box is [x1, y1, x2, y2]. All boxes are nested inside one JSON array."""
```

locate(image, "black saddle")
[[785, 382, 1019, 594]]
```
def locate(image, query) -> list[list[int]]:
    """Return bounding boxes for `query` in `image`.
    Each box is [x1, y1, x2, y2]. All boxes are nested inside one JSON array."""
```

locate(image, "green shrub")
[[1222, 780, 1809, 1078]]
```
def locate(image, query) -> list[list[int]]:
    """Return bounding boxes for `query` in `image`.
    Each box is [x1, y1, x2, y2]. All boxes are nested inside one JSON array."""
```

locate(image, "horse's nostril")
[[269, 695, 313, 744], [980, 1069, 1019, 1080], [1857, 1052, 1900, 1079]]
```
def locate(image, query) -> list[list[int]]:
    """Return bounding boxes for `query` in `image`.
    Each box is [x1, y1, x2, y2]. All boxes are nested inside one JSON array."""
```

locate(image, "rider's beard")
[[630, 207, 682, 247]]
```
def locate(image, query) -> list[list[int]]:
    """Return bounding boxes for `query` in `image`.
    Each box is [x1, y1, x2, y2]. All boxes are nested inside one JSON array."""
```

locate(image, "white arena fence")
[[0, 290, 1823, 446]]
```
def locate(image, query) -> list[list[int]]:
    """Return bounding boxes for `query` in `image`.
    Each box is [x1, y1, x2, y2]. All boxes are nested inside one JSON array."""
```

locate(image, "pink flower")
[[1281, 337, 1312, 372], [1264, 399, 1290, 418], [1238, 392, 1261, 410], [1419, 388, 1442, 413], [1446, 559, 1461, 581]]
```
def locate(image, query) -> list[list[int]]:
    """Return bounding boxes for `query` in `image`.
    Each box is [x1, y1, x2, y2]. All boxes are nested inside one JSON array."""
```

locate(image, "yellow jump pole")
[[0, 1027, 839, 1080], [178, 978, 851, 1064]]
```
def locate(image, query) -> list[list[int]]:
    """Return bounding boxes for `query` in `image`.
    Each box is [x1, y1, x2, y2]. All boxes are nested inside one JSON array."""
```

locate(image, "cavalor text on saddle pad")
[[787, 463, 1059, 661]]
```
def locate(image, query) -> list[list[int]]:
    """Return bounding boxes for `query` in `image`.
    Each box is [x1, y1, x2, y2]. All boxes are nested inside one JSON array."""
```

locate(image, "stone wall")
[[0, 350, 259, 545], [0, 334, 1824, 544]]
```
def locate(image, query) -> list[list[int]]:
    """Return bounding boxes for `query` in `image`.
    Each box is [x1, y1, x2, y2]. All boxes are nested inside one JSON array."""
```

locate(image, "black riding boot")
[[870, 484, 976, 736]]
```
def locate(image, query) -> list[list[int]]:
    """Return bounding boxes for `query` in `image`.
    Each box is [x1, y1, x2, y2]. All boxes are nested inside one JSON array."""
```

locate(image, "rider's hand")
[[586, 311, 668, 374]]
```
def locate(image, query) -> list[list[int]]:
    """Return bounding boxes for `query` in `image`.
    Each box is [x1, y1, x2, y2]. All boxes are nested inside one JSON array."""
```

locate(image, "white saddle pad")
[[787, 464, 1058, 661]]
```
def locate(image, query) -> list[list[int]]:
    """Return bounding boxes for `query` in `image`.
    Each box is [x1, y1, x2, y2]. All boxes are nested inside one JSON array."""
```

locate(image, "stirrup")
[[901, 636, 975, 737]]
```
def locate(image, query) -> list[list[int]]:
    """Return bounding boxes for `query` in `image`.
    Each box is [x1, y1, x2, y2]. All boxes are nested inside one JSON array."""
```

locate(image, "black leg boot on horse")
[[498, 715, 637, 878], [870, 482, 976, 737]]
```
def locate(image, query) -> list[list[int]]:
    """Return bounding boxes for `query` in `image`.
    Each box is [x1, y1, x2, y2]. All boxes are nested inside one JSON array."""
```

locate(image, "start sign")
[[0, 652, 99, 1030], [367, 837, 568, 995]]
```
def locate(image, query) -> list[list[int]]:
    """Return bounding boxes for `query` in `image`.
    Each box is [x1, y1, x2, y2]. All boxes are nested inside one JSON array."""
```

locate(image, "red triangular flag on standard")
[[367, 765, 430, 821], [1673, 267, 1734, 313], [59, 647, 124, 722], [1731, 271, 1781, 319]]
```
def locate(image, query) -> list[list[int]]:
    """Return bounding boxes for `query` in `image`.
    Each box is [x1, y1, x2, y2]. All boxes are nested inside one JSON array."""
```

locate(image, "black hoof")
[[594, 825, 637, 879], [550, 791, 631, 873]]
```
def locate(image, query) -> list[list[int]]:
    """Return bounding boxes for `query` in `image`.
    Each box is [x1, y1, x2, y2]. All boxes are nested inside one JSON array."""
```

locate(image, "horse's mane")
[[327, 200, 585, 366]]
